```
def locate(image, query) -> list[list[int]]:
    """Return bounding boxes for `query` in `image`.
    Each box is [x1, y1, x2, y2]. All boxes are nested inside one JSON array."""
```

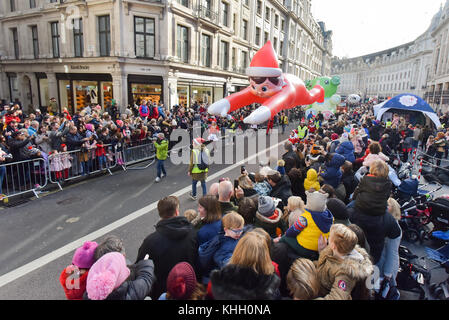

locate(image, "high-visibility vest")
[[386, 121, 392, 128], [297, 126, 308, 139], [191, 148, 209, 174], [314, 120, 320, 129]]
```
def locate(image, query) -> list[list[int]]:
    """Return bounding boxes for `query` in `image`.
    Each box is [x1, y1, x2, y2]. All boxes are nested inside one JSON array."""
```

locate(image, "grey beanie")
[[258, 196, 276, 217]]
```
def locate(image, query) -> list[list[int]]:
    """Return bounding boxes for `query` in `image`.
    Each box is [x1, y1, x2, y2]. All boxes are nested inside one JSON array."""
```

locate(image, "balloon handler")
[[208, 41, 325, 125]]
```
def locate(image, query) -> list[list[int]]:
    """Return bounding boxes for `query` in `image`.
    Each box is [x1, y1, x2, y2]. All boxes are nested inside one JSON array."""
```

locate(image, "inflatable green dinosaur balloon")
[[305, 76, 341, 120]]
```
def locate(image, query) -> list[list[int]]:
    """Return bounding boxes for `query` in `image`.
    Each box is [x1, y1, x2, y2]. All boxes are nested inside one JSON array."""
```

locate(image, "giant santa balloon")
[[208, 41, 325, 124]]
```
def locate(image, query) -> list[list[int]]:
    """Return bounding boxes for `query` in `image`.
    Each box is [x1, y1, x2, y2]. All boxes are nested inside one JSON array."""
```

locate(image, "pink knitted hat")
[[86, 252, 130, 300], [72, 241, 98, 269], [85, 124, 94, 132]]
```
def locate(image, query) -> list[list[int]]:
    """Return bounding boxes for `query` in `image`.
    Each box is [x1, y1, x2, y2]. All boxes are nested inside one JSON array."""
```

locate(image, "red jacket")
[[59, 266, 89, 300]]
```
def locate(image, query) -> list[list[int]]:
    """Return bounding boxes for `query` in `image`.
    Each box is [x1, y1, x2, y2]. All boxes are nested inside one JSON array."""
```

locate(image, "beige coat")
[[315, 245, 374, 300]]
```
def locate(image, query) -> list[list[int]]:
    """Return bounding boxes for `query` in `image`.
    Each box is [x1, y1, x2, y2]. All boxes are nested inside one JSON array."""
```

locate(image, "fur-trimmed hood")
[[255, 208, 282, 224], [316, 245, 373, 300], [210, 264, 280, 300]]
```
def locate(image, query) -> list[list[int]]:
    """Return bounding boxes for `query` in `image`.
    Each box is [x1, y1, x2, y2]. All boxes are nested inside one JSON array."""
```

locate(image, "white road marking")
[[0, 138, 285, 288]]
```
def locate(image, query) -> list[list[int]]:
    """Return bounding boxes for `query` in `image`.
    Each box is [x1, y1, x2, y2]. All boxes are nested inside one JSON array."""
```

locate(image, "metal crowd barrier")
[[0, 157, 48, 200], [121, 139, 156, 170], [47, 144, 117, 190]]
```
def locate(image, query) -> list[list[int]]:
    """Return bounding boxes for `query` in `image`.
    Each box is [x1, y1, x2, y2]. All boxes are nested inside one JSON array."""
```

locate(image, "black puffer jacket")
[[348, 208, 401, 264], [353, 175, 391, 216], [83, 259, 156, 300], [135, 216, 199, 300], [210, 264, 280, 300], [270, 175, 293, 209]]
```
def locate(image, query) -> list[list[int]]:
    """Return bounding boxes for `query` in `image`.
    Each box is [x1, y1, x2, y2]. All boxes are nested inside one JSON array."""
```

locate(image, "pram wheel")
[[405, 229, 420, 243]]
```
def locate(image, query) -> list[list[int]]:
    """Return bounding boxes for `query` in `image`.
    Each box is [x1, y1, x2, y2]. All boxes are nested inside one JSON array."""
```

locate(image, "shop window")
[[74, 81, 99, 111], [192, 87, 212, 104], [177, 86, 189, 107], [102, 82, 114, 107], [131, 83, 162, 105], [59, 80, 71, 111], [39, 78, 49, 108]]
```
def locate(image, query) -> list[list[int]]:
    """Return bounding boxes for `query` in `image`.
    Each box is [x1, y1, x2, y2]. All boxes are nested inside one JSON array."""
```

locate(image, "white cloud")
[[311, 0, 444, 58]]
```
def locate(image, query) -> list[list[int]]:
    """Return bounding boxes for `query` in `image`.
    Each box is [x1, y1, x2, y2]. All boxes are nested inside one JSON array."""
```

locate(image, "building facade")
[[426, 1, 449, 114], [0, 0, 331, 114], [331, 8, 441, 103]]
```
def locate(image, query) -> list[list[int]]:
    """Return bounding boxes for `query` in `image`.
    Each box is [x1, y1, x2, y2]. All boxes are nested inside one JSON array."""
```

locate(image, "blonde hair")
[[238, 174, 253, 189], [229, 232, 274, 275], [184, 209, 199, 223], [222, 211, 244, 230], [284, 196, 305, 224], [330, 224, 358, 256], [369, 160, 389, 178], [387, 198, 401, 221], [287, 258, 320, 300], [277, 159, 285, 167]]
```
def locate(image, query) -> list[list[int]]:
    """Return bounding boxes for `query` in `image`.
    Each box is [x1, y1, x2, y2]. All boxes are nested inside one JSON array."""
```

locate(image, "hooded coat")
[[315, 245, 374, 300], [304, 169, 321, 191], [210, 264, 281, 300], [83, 260, 156, 300], [321, 154, 346, 188], [269, 175, 293, 208], [336, 141, 355, 163], [135, 216, 199, 300], [254, 208, 288, 238]]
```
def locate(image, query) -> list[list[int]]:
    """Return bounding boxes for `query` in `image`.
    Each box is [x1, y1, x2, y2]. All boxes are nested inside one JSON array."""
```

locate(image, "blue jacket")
[[198, 233, 238, 276], [321, 153, 346, 188], [197, 220, 223, 246], [336, 141, 355, 163], [158, 106, 166, 119]]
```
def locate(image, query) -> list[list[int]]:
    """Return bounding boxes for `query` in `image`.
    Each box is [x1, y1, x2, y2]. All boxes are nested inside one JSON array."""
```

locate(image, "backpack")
[[197, 150, 209, 171], [140, 105, 149, 116]]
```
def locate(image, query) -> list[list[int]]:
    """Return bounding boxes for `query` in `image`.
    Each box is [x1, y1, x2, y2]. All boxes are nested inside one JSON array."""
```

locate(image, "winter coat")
[[270, 175, 293, 208], [304, 169, 321, 192], [315, 246, 374, 300], [210, 264, 281, 300], [135, 216, 199, 300], [61, 153, 72, 169], [254, 181, 272, 196], [341, 171, 357, 204], [348, 207, 401, 264], [8, 137, 33, 161], [321, 154, 346, 188], [49, 153, 64, 172], [65, 132, 86, 151], [34, 132, 52, 154], [154, 139, 168, 160], [218, 201, 238, 216], [139, 104, 150, 118], [329, 140, 341, 153], [353, 175, 391, 216], [59, 266, 89, 300], [254, 208, 288, 239], [83, 259, 156, 300], [336, 141, 355, 163], [198, 233, 239, 276], [197, 220, 223, 246], [282, 150, 301, 175]]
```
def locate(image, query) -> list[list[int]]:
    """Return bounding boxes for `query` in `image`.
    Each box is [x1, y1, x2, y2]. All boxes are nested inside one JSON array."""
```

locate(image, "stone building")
[[331, 7, 441, 103], [0, 0, 331, 113]]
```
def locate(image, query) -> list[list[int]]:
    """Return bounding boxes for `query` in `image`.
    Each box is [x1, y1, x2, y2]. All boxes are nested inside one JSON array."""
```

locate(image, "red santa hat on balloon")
[[246, 41, 282, 78]]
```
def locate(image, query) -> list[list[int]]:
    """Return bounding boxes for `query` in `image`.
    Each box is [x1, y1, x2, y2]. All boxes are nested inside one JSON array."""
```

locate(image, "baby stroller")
[[427, 196, 449, 232], [425, 243, 449, 300], [396, 245, 431, 300]]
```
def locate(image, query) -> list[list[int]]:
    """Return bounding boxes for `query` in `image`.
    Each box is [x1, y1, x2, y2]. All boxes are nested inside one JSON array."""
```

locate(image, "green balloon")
[[307, 76, 340, 99]]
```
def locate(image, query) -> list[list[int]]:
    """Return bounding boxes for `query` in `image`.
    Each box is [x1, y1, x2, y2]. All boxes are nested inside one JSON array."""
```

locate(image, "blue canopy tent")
[[376, 93, 441, 128]]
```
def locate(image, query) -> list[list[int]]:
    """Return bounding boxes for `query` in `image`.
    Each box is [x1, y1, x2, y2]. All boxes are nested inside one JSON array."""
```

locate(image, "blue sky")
[[311, 0, 444, 58]]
